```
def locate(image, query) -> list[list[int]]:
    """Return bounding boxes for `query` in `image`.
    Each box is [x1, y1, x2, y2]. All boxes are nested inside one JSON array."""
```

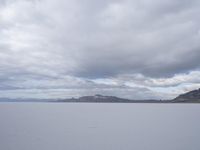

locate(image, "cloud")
[[0, 0, 200, 99]]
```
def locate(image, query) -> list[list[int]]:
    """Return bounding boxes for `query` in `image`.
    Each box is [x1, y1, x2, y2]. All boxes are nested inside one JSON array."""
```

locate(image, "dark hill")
[[173, 88, 200, 103]]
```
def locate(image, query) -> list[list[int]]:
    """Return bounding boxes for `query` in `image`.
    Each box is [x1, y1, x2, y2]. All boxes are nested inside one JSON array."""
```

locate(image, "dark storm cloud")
[[0, 0, 200, 99], [71, 0, 200, 78]]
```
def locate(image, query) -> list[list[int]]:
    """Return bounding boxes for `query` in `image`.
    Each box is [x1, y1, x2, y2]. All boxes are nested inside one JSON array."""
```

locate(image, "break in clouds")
[[0, 0, 200, 99]]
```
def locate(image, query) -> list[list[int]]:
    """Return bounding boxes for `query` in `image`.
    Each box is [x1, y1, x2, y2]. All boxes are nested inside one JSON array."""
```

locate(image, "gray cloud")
[[0, 0, 200, 99]]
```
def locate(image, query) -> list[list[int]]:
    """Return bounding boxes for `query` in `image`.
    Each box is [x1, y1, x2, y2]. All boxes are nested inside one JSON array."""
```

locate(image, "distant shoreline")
[[1, 88, 200, 103], [0, 99, 199, 103]]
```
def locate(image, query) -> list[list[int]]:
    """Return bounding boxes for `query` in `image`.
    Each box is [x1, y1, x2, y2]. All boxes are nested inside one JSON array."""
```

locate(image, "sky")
[[0, 0, 200, 99]]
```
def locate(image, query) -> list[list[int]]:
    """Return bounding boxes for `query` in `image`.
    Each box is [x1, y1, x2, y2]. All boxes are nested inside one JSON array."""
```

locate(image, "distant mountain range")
[[1, 89, 200, 103], [57, 94, 161, 103]]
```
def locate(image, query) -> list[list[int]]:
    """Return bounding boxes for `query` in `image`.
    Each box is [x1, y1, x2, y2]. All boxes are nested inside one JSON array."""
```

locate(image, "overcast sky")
[[0, 0, 200, 99]]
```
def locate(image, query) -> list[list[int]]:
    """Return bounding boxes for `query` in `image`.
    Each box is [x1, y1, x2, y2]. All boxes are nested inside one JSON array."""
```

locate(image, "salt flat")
[[0, 103, 200, 150]]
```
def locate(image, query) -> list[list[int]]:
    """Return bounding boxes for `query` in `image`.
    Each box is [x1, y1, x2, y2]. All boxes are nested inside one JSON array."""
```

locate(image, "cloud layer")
[[0, 0, 200, 99]]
